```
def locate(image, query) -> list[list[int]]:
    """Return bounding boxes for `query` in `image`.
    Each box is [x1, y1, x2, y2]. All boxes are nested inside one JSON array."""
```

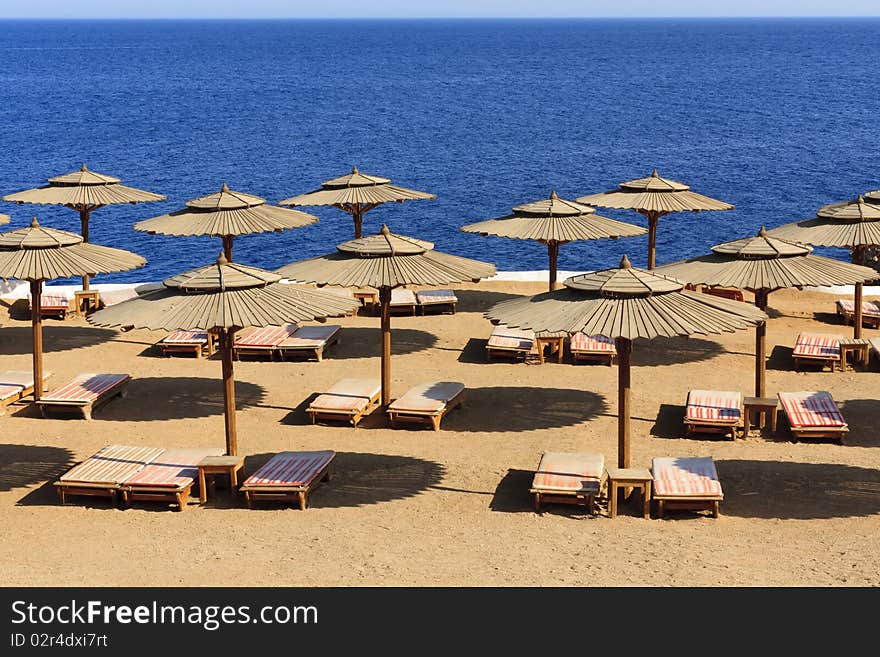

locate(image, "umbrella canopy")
[[657, 227, 877, 396], [768, 196, 880, 338], [278, 167, 436, 239], [278, 224, 496, 405], [134, 183, 318, 261], [460, 190, 646, 291], [487, 255, 766, 468], [89, 254, 359, 455], [576, 170, 734, 270], [0, 217, 146, 402], [3, 164, 164, 289]]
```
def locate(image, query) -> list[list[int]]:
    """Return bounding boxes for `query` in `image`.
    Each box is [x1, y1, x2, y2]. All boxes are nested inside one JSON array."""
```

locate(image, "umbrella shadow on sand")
[[837, 400, 880, 448], [716, 459, 880, 519], [240, 451, 445, 509], [0, 444, 74, 499], [450, 289, 522, 314], [631, 336, 725, 367], [0, 325, 118, 355], [326, 327, 438, 359]]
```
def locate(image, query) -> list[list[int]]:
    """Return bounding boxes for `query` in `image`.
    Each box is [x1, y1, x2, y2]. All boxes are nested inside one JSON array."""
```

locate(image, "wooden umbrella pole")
[[220, 328, 239, 456], [222, 235, 234, 262], [30, 280, 44, 402], [616, 337, 632, 469], [80, 208, 91, 290], [547, 241, 559, 292], [754, 289, 768, 400], [646, 212, 660, 270], [353, 206, 364, 240], [380, 286, 392, 406], [854, 282, 863, 340]]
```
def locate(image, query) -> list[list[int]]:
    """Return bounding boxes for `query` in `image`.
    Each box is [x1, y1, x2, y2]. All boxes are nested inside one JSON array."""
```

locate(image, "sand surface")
[[1, 282, 879, 587]]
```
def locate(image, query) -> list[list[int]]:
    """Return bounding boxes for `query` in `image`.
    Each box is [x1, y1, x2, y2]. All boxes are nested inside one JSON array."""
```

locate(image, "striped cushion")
[[123, 448, 224, 488], [686, 390, 742, 424], [30, 294, 69, 310], [310, 379, 380, 412], [487, 326, 535, 350], [836, 299, 880, 318], [60, 445, 165, 485], [234, 325, 298, 347], [243, 450, 336, 487], [388, 381, 464, 413], [390, 289, 417, 306], [652, 457, 723, 498], [161, 330, 208, 344], [793, 333, 841, 360], [531, 452, 604, 494], [42, 373, 129, 403], [280, 325, 341, 349], [0, 384, 22, 402], [570, 333, 616, 353], [416, 289, 457, 304], [778, 391, 847, 428]]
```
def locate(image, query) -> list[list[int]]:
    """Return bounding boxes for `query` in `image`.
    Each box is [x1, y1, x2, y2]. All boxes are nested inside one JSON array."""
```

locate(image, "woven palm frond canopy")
[[89, 253, 359, 455], [2, 164, 164, 289], [278, 166, 436, 239], [487, 254, 766, 468], [576, 170, 734, 270], [657, 227, 876, 396], [460, 190, 646, 291], [134, 183, 318, 261], [0, 217, 146, 405], [278, 224, 495, 405]]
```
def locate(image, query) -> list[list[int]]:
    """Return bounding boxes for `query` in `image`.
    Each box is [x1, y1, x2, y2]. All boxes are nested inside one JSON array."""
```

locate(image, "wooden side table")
[[197, 455, 245, 503], [839, 338, 870, 372], [606, 467, 652, 518], [743, 396, 778, 435], [535, 332, 566, 364], [73, 289, 101, 316]]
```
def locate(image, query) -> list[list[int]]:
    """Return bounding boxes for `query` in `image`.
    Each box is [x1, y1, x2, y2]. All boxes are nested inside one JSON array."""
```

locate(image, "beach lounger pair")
[[158, 329, 218, 358], [684, 390, 743, 439], [793, 332, 841, 371], [778, 390, 848, 443], [835, 299, 880, 328], [569, 333, 616, 365], [416, 289, 458, 315], [486, 325, 536, 361], [28, 293, 71, 319], [233, 324, 342, 361], [0, 370, 52, 415], [36, 373, 130, 420]]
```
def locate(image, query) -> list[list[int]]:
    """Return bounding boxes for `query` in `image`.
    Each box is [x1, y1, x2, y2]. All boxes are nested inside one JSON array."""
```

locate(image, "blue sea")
[[0, 18, 878, 283]]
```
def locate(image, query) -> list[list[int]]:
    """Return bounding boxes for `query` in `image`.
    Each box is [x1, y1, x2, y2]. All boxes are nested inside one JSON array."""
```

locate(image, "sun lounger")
[[389, 288, 418, 315], [278, 324, 342, 362], [684, 389, 743, 439], [306, 378, 381, 427], [486, 325, 536, 361], [416, 289, 458, 315], [36, 373, 130, 420], [0, 370, 52, 415], [871, 337, 880, 366], [121, 447, 225, 511], [530, 451, 605, 513], [835, 299, 880, 328], [651, 456, 723, 518], [158, 329, 216, 358], [54, 444, 165, 505], [232, 324, 298, 360], [28, 293, 71, 319], [701, 287, 744, 302], [792, 332, 841, 371], [778, 390, 848, 443], [387, 381, 465, 431], [240, 450, 336, 509], [569, 333, 616, 365]]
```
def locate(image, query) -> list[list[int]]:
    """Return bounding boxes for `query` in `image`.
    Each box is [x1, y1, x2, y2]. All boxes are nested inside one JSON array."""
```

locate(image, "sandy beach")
[[1, 280, 879, 587]]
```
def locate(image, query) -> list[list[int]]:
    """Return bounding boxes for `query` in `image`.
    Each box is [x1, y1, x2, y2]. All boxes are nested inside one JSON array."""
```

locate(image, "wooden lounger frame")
[[54, 480, 121, 505], [306, 388, 381, 427], [787, 424, 849, 443], [684, 418, 742, 440], [0, 375, 51, 415], [387, 388, 465, 431], [570, 347, 615, 366], [38, 377, 130, 420], [793, 353, 839, 372], [158, 331, 217, 358], [531, 477, 605, 514], [654, 497, 721, 519], [121, 484, 194, 511], [240, 461, 333, 510]]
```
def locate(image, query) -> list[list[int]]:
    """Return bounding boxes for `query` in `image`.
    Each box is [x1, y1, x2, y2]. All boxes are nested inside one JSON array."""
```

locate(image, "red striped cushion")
[[488, 326, 535, 350], [416, 289, 457, 304], [161, 330, 208, 344], [123, 448, 224, 488], [234, 325, 298, 347], [793, 333, 841, 359], [30, 294, 69, 309], [686, 390, 742, 423], [42, 373, 129, 403], [836, 299, 880, 318], [60, 445, 165, 485], [778, 391, 847, 428], [570, 333, 616, 353], [652, 457, 722, 497], [243, 451, 336, 487], [531, 452, 604, 493]]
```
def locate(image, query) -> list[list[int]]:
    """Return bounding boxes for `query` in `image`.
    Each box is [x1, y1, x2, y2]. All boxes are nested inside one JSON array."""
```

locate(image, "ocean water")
[[0, 18, 878, 283]]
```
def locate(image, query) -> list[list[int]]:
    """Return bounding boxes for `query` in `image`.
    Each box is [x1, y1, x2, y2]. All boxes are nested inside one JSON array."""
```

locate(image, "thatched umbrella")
[[89, 254, 359, 455], [277, 224, 495, 405], [134, 183, 318, 262], [3, 165, 164, 290], [577, 170, 734, 270], [278, 167, 436, 239], [768, 196, 880, 338], [460, 191, 646, 291], [487, 255, 766, 468], [0, 218, 146, 401], [657, 228, 876, 398]]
